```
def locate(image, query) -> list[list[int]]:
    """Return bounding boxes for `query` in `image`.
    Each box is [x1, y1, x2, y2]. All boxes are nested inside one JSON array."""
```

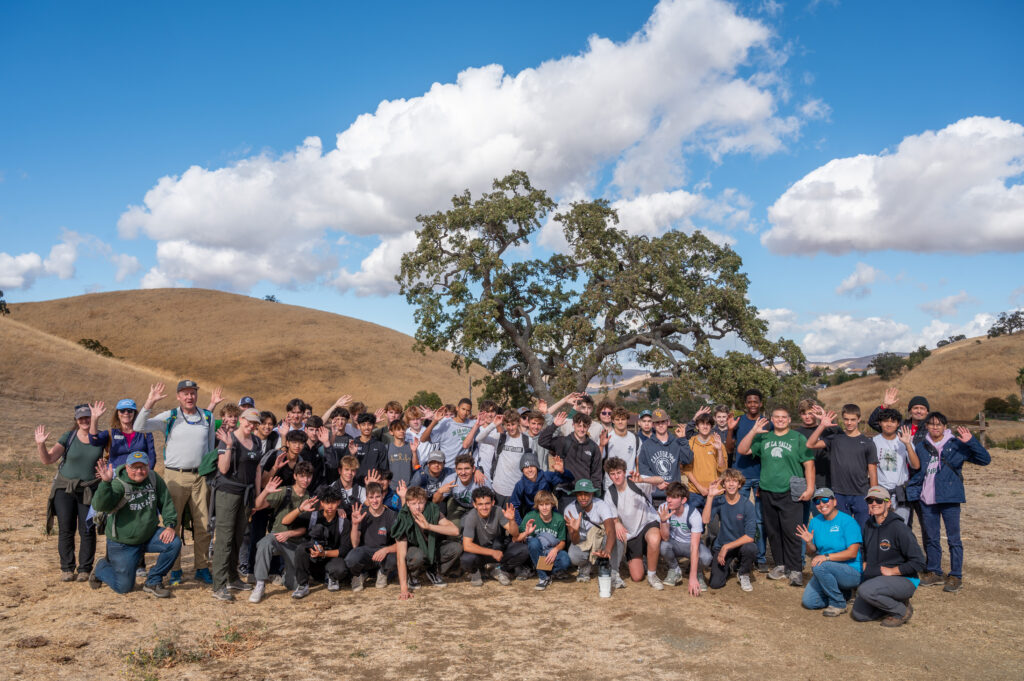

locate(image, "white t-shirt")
[[474, 424, 502, 484], [873, 434, 910, 489], [657, 501, 704, 544], [610, 481, 659, 540], [430, 417, 476, 468], [603, 430, 640, 491], [492, 433, 529, 497], [563, 497, 617, 541], [405, 426, 436, 464]]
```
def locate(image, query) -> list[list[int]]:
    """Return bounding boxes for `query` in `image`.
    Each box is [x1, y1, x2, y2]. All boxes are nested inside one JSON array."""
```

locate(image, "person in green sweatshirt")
[[89, 451, 180, 597]]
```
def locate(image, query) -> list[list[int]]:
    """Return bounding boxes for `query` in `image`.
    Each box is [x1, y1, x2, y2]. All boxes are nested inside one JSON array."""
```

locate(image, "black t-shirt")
[[306, 511, 352, 554], [259, 451, 297, 487], [351, 438, 389, 484], [322, 433, 352, 486], [387, 442, 414, 483], [358, 507, 398, 549], [795, 425, 841, 487], [822, 432, 878, 495], [219, 433, 261, 487]]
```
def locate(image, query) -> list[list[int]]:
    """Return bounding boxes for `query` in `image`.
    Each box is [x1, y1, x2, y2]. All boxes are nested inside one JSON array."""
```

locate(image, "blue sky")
[[2, 0, 1022, 361]]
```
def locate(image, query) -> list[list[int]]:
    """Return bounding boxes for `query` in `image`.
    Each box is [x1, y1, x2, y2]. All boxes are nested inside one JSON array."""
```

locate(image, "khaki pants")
[[163, 468, 211, 571]]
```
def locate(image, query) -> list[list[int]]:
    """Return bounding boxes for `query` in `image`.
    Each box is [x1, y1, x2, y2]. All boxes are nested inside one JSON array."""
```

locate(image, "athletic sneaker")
[[647, 573, 665, 590], [88, 569, 102, 590], [61, 571, 75, 583], [76, 572, 90, 582], [326, 577, 340, 592], [143, 582, 170, 598], [136, 568, 148, 579], [424, 571, 446, 588], [168, 570, 183, 586], [788, 571, 803, 587], [738, 574, 753, 592], [515, 566, 532, 581], [228, 579, 253, 591], [194, 568, 213, 584], [249, 582, 265, 603], [919, 571, 944, 587], [535, 577, 551, 591], [943, 576, 963, 593], [767, 565, 787, 580], [212, 587, 235, 602], [823, 605, 846, 617], [407, 574, 420, 590], [613, 573, 627, 589], [351, 574, 365, 592], [492, 566, 512, 586], [375, 568, 388, 588], [469, 570, 484, 587], [663, 568, 682, 587], [697, 571, 708, 592], [576, 563, 592, 583], [271, 574, 286, 587], [755, 562, 770, 573], [291, 583, 309, 599]]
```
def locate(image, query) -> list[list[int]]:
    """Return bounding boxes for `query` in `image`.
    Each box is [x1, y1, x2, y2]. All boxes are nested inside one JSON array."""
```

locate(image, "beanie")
[[908, 395, 930, 410]]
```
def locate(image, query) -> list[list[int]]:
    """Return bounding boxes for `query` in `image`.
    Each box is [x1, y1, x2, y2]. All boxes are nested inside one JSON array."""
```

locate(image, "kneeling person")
[[563, 479, 617, 582], [394, 486, 462, 599], [795, 488, 863, 616], [605, 457, 665, 590], [514, 490, 570, 591], [658, 482, 711, 596], [291, 489, 353, 598], [460, 488, 531, 586], [702, 469, 757, 592], [248, 461, 314, 601]]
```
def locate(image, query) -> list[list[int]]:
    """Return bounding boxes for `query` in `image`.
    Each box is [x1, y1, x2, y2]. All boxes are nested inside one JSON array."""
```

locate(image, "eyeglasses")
[[814, 497, 833, 504], [600, 410, 613, 415], [866, 498, 887, 505]]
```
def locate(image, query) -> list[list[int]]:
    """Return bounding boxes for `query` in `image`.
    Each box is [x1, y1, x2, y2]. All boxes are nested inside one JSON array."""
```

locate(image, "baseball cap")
[[240, 408, 261, 423], [573, 479, 597, 494], [517, 406, 531, 416], [125, 451, 149, 467], [812, 487, 834, 500], [239, 396, 255, 407], [176, 379, 199, 392], [74, 404, 91, 419], [115, 398, 138, 411], [651, 408, 670, 422], [638, 409, 652, 418], [864, 486, 891, 501], [427, 451, 445, 464]]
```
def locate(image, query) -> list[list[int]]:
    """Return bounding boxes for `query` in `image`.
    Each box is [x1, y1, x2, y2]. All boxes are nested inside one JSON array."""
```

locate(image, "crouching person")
[[248, 462, 314, 601], [89, 452, 180, 597], [795, 488, 863, 617], [460, 488, 531, 586], [853, 487, 925, 627], [701, 470, 757, 592], [346, 482, 399, 591], [289, 490, 352, 599], [394, 485, 462, 599], [514, 490, 570, 591], [563, 479, 617, 583], [658, 482, 711, 595]]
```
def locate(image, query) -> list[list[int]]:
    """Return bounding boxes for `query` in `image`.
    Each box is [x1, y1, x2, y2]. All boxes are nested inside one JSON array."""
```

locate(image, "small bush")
[[78, 338, 113, 357]]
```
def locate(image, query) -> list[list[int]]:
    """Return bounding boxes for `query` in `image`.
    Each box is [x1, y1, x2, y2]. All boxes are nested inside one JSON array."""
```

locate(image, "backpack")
[[93, 471, 158, 540], [163, 407, 215, 454], [606, 478, 649, 508], [490, 433, 533, 480]]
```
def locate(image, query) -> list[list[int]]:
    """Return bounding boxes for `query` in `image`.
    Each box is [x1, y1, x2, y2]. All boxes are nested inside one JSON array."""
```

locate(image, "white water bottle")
[[597, 559, 612, 598]]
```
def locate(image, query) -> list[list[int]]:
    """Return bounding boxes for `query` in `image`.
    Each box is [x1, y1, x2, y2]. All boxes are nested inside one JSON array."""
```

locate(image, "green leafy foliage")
[[906, 345, 931, 369], [868, 352, 906, 381], [988, 310, 1024, 338], [0, 290, 9, 316], [404, 390, 442, 410], [78, 338, 114, 357]]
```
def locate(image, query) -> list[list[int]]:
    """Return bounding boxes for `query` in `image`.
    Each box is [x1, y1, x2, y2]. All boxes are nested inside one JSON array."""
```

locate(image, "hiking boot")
[[249, 582, 265, 603], [143, 582, 171, 598], [823, 605, 847, 617], [326, 577, 340, 592], [212, 587, 235, 602], [228, 579, 253, 591], [168, 570, 183, 586], [271, 574, 286, 587], [61, 571, 75, 582], [535, 577, 551, 591], [697, 570, 708, 592], [739, 574, 753, 592], [88, 569, 102, 590], [492, 566, 512, 586], [76, 571, 90, 582], [943, 575, 963, 593], [919, 571, 944, 587], [576, 563, 592, 583], [244, 572, 256, 585], [788, 570, 803, 587], [375, 568, 388, 588], [755, 562, 770, 573], [647, 573, 665, 591], [613, 573, 627, 589], [881, 603, 913, 627], [351, 574, 365, 592], [424, 570, 446, 588], [194, 568, 213, 584], [767, 565, 787, 580], [469, 570, 484, 587], [515, 566, 532, 581], [663, 568, 682, 587], [291, 583, 310, 599]]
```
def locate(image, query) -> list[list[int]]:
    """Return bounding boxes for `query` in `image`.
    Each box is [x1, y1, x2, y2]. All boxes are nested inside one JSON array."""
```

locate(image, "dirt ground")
[[1, 420, 1022, 680]]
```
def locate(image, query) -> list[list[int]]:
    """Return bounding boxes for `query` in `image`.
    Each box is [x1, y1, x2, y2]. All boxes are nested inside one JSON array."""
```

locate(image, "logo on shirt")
[[829, 526, 840, 533], [377, 527, 388, 537], [879, 539, 891, 551]]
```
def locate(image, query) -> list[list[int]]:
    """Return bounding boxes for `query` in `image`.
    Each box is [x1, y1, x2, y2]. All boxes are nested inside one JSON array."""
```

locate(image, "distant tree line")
[[988, 310, 1024, 338]]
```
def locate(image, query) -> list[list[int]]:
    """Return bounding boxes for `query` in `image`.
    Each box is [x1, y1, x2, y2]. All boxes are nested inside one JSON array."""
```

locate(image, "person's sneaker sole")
[[142, 583, 171, 598], [823, 606, 846, 617], [212, 588, 235, 602]]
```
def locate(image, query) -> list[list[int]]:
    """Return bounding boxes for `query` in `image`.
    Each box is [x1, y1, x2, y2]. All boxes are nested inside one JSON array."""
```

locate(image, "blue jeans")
[[836, 494, 869, 527], [802, 560, 862, 609], [526, 537, 570, 579], [921, 502, 962, 577], [94, 527, 182, 594], [739, 479, 765, 563]]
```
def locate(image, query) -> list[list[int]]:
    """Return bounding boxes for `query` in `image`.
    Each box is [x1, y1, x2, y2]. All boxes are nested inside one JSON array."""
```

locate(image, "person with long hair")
[[98, 399, 157, 469]]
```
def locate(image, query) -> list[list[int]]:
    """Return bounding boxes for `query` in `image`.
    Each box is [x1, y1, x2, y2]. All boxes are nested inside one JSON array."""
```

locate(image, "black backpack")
[[490, 433, 532, 480], [606, 478, 649, 507]]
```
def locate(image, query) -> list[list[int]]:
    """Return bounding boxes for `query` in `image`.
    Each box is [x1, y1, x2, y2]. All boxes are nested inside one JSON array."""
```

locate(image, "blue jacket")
[[906, 434, 990, 504], [89, 428, 157, 469], [510, 469, 574, 522]]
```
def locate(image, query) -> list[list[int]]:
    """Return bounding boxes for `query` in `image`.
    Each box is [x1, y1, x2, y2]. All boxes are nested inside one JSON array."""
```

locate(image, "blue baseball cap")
[[116, 398, 138, 411], [239, 396, 255, 407], [639, 409, 652, 418], [125, 451, 149, 467]]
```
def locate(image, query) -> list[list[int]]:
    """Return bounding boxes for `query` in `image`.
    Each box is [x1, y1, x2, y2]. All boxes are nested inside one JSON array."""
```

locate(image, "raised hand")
[[299, 496, 319, 513], [348, 439, 359, 455], [264, 476, 283, 494], [374, 407, 386, 424], [811, 405, 826, 420], [711, 433, 724, 450], [599, 429, 610, 449], [657, 504, 672, 523], [432, 406, 449, 421], [523, 518, 536, 536], [316, 426, 331, 446], [419, 406, 435, 420], [693, 406, 711, 421], [365, 469, 382, 485], [34, 425, 50, 445], [883, 387, 899, 408], [819, 411, 837, 428], [707, 479, 723, 497], [493, 413, 504, 426], [334, 394, 353, 408], [209, 386, 224, 408], [564, 512, 581, 533], [350, 502, 366, 525], [146, 382, 167, 406], [89, 401, 106, 420], [396, 479, 408, 502], [794, 523, 813, 543], [272, 451, 287, 471], [411, 438, 420, 453], [752, 416, 770, 435], [726, 414, 739, 431], [550, 455, 564, 473], [629, 469, 643, 484], [898, 425, 914, 446], [956, 425, 972, 443], [95, 459, 114, 482], [216, 426, 233, 446], [553, 411, 568, 428], [674, 424, 687, 439], [501, 503, 516, 523], [536, 398, 548, 414]]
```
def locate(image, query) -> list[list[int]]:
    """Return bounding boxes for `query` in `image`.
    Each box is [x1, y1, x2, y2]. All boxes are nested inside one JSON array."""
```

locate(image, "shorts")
[[625, 521, 660, 561]]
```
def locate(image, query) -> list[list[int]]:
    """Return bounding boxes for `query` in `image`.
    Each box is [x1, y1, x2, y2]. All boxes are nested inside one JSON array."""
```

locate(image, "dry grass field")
[[1, 295, 1023, 680]]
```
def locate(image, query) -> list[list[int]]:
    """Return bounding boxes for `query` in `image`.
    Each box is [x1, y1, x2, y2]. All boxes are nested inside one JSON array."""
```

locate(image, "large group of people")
[[34, 380, 991, 626]]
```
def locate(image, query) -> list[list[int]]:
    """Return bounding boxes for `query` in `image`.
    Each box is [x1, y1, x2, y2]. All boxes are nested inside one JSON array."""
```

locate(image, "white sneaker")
[[739, 574, 753, 592], [375, 568, 388, 588], [248, 582, 265, 603], [351, 574, 365, 592], [491, 566, 512, 586], [767, 565, 787, 580], [291, 583, 309, 599], [697, 571, 708, 592], [663, 568, 682, 587], [271, 574, 286, 587], [647, 573, 665, 591], [326, 577, 340, 592], [613, 574, 627, 589]]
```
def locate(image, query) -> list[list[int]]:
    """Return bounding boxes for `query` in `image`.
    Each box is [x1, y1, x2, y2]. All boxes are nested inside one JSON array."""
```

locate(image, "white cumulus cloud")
[[835, 262, 883, 297], [0, 232, 81, 289], [763, 116, 1024, 254], [919, 290, 974, 318], [118, 0, 812, 295]]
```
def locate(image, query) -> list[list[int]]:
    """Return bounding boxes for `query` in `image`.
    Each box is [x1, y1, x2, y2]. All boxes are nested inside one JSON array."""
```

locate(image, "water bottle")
[[597, 558, 612, 598]]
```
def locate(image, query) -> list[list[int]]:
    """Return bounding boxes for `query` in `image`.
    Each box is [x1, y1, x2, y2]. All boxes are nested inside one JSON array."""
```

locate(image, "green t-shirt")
[[520, 510, 567, 544], [750, 430, 812, 494], [265, 487, 309, 533], [58, 430, 104, 481]]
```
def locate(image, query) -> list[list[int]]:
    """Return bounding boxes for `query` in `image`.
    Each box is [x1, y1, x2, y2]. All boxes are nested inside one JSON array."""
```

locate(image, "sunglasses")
[[866, 497, 887, 505], [814, 497, 833, 504], [600, 410, 613, 415]]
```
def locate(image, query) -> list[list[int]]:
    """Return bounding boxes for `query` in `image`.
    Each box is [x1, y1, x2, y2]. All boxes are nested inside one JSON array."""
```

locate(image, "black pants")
[[908, 500, 930, 549], [294, 542, 350, 585], [761, 490, 804, 573], [240, 507, 272, 573], [459, 540, 530, 573], [407, 540, 463, 575], [709, 543, 757, 589], [53, 488, 96, 573], [345, 545, 398, 575]]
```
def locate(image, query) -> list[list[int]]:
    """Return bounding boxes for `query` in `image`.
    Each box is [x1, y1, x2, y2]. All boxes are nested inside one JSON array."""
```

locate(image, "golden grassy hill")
[[7, 289, 487, 418], [818, 334, 1024, 422]]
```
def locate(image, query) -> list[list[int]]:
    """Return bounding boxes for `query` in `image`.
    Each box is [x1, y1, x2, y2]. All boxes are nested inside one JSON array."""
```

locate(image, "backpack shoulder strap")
[[521, 434, 532, 454], [308, 510, 319, 530], [627, 478, 647, 500], [607, 484, 618, 507], [491, 432, 509, 479]]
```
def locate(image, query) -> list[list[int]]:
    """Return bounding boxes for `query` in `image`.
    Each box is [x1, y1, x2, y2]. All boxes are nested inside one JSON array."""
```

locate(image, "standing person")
[[255, 411, 280, 455], [701, 472, 757, 592], [421, 400, 477, 468], [435, 454, 482, 528], [737, 406, 814, 586], [872, 410, 920, 523], [134, 380, 221, 585], [636, 408, 693, 505], [37, 402, 106, 582], [538, 411, 604, 510], [210, 408, 263, 601], [729, 388, 770, 570], [386, 420, 416, 484], [468, 404, 501, 486], [487, 409, 534, 506], [102, 399, 157, 469], [711, 406, 734, 466], [683, 412, 728, 510], [89, 452, 180, 597], [636, 410, 654, 442], [601, 407, 642, 491], [852, 487, 925, 627], [349, 413, 390, 485], [868, 389, 931, 539], [795, 488, 863, 617], [909, 413, 991, 592], [806, 405, 877, 526]]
